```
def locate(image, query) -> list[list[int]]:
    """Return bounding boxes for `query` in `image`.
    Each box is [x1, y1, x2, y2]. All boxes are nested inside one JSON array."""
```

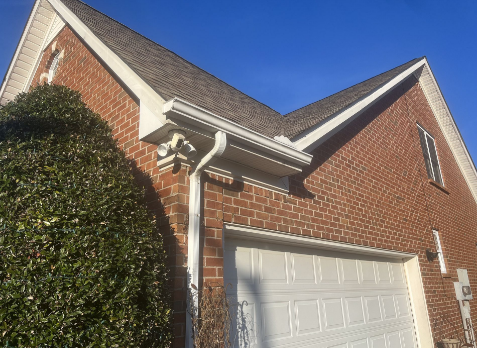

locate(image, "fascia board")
[[163, 98, 313, 167], [418, 58, 477, 203], [0, 0, 42, 102], [46, 0, 166, 130], [24, 9, 60, 93], [293, 59, 426, 152]]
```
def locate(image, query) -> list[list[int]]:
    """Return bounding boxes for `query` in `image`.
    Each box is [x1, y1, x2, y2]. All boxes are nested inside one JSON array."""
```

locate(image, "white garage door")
[[224, 238, 417, 348]]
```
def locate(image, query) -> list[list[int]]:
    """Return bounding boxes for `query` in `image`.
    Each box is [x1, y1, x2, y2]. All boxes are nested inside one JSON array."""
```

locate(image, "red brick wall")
[[201, 76, 477, 342], [31, 27, 189, 347], [31, 26, 477, 345]]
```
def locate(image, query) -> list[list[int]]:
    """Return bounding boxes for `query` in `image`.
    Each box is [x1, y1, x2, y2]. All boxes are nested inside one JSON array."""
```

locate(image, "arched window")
[[47, 51, 60, 83]]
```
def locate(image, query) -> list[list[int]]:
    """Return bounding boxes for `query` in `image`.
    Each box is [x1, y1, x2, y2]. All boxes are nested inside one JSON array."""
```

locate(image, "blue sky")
[[1, 0, 476, 163]]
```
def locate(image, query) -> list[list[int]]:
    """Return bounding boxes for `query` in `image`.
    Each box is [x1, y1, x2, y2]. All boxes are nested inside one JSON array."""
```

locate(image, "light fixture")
[[157, 141, 171, 157], [181, 142, 197, 159], [157, 130, 196, 159]]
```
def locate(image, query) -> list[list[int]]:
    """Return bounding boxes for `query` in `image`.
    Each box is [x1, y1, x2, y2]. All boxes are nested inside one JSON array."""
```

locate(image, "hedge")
[[0, 85, 172, 347]]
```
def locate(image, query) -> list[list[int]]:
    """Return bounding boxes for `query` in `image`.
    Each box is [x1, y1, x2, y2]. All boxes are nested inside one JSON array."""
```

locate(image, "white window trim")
[[433, 230, 447, 274], [417, 124, 444, 186], [47, 53, 60, 83]]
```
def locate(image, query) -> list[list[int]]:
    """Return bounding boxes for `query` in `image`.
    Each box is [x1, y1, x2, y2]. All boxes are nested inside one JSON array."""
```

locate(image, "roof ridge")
[[284, 57, 425, 118], [62, 0, 282, 116]]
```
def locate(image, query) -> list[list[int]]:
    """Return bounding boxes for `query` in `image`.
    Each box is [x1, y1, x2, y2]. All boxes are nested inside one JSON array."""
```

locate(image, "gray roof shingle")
[[283, 58, 423, 139], [59, 0, 423, 140], [60, 0, 285, 137]]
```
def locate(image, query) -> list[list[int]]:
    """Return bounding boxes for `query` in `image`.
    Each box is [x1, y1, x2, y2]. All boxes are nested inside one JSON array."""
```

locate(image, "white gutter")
[[186, 130, 227, 348], [293, 58, 426, 152], [163, 98, 312, 167]]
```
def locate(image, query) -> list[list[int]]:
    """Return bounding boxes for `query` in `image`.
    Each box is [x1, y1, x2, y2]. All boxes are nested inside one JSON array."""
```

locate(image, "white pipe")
[[186, 131, 227, 348]]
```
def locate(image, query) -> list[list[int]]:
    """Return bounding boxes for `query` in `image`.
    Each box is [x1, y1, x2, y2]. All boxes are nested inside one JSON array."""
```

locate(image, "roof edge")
[[0, 0, 43, 104], [292, 58, 426, 150], [416, 58, 477, 204], [47, 0, 166, 131]]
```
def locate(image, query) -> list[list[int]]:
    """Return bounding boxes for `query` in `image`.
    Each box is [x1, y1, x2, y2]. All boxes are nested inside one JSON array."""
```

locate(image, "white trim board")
[[224, 223, 415, 260], [291, 59, 426, 152], [0, 0, 53, 105], [292, 57, 477, 205], [414, 62, 477, 203], [46, 0, 166, 139], [223, 223, 434, 348]]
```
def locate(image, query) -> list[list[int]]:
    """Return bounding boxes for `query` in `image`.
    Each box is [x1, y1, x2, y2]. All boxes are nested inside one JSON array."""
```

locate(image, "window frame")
[[417, 124, 444, 186], [47, 52, 60, 83]]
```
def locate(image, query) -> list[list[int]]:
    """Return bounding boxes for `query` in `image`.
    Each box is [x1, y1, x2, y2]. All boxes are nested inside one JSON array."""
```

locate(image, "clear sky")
[[1, 0, 476, 164]]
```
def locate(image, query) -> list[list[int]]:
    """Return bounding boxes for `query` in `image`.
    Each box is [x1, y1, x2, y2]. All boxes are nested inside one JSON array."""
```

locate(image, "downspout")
[[186, 131, 227, 348]]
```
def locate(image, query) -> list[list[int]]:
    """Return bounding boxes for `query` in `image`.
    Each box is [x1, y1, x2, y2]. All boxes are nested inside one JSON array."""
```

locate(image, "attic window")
[[47, 51, 60, 83], [417, 124, 443, 186]]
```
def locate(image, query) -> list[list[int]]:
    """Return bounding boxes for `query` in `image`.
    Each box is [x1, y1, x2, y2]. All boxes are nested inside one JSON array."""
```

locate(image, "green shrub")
[[0, 85, 172, 347]]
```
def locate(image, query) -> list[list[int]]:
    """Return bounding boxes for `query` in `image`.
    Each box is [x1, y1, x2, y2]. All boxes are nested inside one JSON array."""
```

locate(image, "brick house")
[[2, 0, 477, 347]]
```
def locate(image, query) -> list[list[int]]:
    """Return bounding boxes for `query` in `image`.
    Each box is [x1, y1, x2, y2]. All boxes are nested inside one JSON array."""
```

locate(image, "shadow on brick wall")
[[290, 75, 418, 201]]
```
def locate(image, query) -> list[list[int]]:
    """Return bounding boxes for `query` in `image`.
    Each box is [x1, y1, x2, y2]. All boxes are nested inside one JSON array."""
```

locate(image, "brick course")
[[31, 26, 477, 346]]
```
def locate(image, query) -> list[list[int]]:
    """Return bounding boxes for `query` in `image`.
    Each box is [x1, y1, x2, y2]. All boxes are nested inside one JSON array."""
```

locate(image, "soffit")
[[0, 0, 57, 105]]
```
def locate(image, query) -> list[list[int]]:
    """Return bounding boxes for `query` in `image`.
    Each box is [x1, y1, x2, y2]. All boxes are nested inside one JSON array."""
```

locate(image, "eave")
[[291, 57, 477, 204], [149, 98, 313, 178]]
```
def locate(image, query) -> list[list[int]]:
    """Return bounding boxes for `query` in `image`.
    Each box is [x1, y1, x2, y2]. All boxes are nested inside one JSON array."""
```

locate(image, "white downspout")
[[186, 131, 227, 348]]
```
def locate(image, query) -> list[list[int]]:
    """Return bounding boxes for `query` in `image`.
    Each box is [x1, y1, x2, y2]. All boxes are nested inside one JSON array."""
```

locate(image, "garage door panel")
[[359, 260, 377, 284], [376, 262, 392, 284], [224, 245, 255, 288], [339, 259, 360, 284], [317, 256, 340, 284], [369, 335, 386, 348], [291, 253, 316, 284], [229, 293, 414, 346], [295, 300, 321, 335], [350, 339, 369, 348], [381, 295, 398, 320], [344, 297, 365, 326], [259, 250, 288, 284], [225, 238, 417, 348], [395, 294, 411, 318], [261, 301, 293, 341], [322, 298, 345, 330]]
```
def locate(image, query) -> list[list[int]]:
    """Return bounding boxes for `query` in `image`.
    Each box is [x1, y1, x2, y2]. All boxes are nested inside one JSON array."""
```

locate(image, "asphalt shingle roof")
[[283, 58, 423, 139], [60, 0, 423, 140]]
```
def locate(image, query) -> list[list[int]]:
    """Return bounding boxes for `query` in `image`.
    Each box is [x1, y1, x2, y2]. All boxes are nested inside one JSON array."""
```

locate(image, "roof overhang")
[[0, 0, 57, 105], [292, 58, 427, 152], [291, 57, 477, 204], [1, 0, 167, 142], [144, 98, 313, 178]]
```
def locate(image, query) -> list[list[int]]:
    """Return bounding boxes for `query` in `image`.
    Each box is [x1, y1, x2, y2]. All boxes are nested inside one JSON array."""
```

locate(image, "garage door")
[[224, 238, 417, 348]]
